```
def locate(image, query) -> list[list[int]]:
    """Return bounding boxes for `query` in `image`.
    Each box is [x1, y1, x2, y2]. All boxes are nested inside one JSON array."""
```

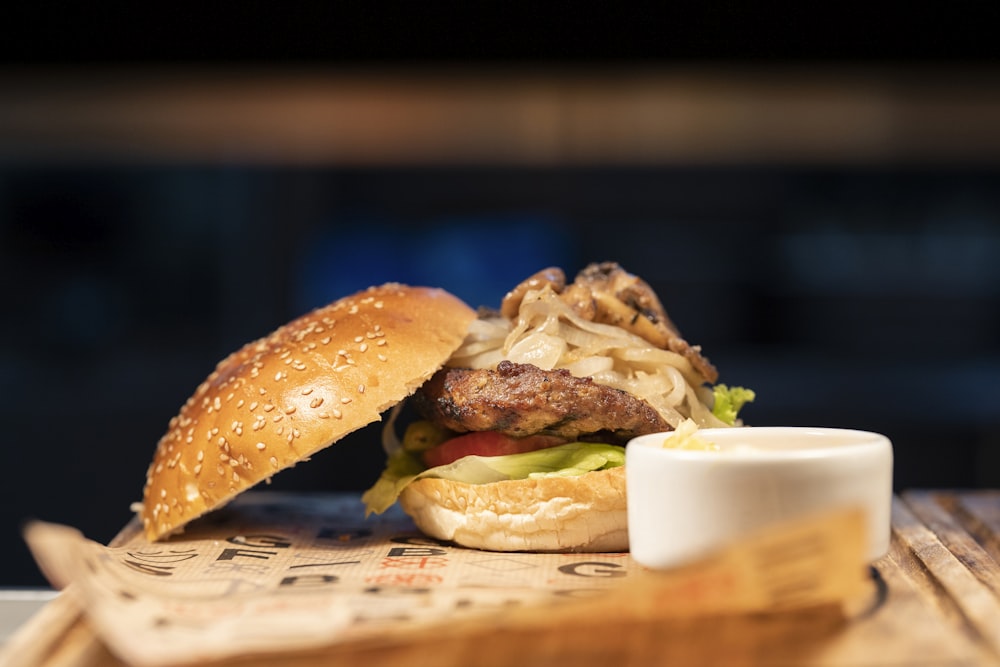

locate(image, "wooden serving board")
[[4, 491, 999, 667]]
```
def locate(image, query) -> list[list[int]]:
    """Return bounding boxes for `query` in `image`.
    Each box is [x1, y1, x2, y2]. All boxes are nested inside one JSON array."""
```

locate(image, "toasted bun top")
[[140, 284, 476, 541]]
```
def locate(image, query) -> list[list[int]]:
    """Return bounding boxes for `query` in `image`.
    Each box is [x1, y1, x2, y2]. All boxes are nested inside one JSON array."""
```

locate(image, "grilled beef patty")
[[413, 360, 670, 443]]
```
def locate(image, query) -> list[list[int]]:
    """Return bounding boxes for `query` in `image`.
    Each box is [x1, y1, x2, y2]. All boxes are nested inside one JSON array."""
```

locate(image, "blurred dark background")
[[2, 8, 1000, 586]]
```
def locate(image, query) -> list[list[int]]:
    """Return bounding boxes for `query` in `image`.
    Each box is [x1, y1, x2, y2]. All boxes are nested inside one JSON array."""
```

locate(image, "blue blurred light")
[[293, 214, 572, 311]]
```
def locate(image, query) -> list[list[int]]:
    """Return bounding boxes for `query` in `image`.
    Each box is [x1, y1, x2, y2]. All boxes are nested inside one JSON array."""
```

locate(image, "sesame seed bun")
[[398, 467, 628, 552], [140, 284, 477, 541]]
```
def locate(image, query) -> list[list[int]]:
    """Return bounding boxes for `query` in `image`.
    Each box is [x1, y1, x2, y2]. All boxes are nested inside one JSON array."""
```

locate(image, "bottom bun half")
[[398, 467, 628, 552]]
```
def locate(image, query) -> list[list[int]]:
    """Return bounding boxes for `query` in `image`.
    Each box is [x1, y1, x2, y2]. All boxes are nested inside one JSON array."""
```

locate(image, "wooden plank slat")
[[904, 491, 1000, 598], [857, 554, 989, 667], [896, 492, 1000, 662], [953, 491, 1000, 568]]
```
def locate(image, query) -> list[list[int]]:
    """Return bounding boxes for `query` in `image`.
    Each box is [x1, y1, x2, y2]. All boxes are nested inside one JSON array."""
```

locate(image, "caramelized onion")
[[448, 286, 729, 428]]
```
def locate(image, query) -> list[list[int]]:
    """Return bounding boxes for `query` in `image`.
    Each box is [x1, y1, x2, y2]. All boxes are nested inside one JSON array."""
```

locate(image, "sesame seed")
[[217, 465, 225, 476], [377, 339, 387, 346], [274, 372, 283, 381], [249, 401, 259, 411], [318, 412, 329, 419], [236, 399, 245, 408], [321, 336, 331, 345], [276, 426, 284, 435], [301, 387, 313, 395], [193, 464, 202, 475], [309, 397, 324, 408], [273, 414, 283, 422], [357, 384, 365, 394], [359, 343, 369, 352], [270, 456, 279, 468], [284, 406, 296, 414], [332, 408, 343, 419], [233, 471, 240, 482], [220, 453, 229, 462], [340, 397, 352, 404], [259, 388, 267, 395], [229, 458, 239, 467], [160, 488, 167, 498], [256, 442, 266, 450], [226, 392, 235, 402], [196, 450, 204, 462], [250, 367, 260, 378], [377, 354, 387, 362], [374, 301, 384, 309], [354, 336, 364, 343], [263, 404, 275, 412]]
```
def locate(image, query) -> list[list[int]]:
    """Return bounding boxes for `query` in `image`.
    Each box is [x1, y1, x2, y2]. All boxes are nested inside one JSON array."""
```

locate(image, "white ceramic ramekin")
[[626, 426, 893, 569]]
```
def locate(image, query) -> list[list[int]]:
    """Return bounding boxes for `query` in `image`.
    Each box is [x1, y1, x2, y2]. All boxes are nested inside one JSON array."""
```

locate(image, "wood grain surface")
[[3, 491, 999, 667]]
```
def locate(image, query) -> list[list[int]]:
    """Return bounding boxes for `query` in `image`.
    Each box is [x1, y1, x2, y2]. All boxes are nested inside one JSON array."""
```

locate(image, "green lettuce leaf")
[[361, 442, 625, 516], [711, 384, 756, 425]]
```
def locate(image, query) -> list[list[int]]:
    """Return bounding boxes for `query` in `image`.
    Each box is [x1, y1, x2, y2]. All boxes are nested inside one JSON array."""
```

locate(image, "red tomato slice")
[[422, 431, 566, 468]]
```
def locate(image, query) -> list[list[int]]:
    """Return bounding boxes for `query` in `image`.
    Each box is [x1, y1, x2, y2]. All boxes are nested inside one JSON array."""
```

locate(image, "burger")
[[361, 262, 752, 552], [139, 264, 752, 551]]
